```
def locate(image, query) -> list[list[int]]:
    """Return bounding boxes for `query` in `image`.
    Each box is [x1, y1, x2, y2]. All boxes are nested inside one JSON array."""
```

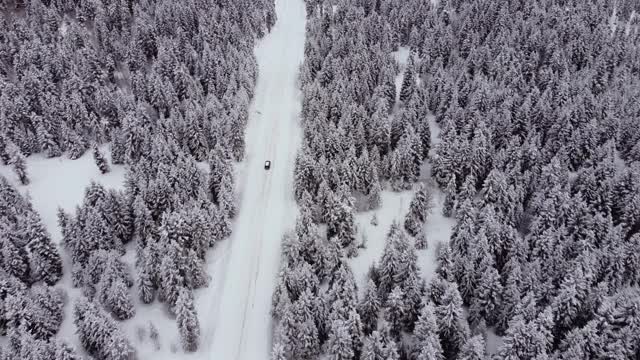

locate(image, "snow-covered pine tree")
[[110, 128, 126, 165], [176, 288, 200, 352], [52, 340, 82, 360], [73, 296, 135, 360], [29, 284, 65, 340], [412, 300, 444, 360], [106, 278, 135, 320], [24, 213, 63, 285], [63, 125, 88, 161], [1, 237, 29, 282], [468, 262, 502, 328], [457, 335, 485, 360], [0, 134, 10, 165], [294, 151, 317, 201], [366, 166, 382, 210], [218, 172, 237, 219], [436, 281, 470, 359], [158, 254, 184, 310], [361, 329, 399, 360], [9, 144, 29, 185], [415, 232, 428, 250], [92, 145, 110, 174], [442, 175, 456, 217], [326, 320, 355, 360], [404, 183, 433, 236], [399, 57, 416, 103], [378, 226, 402, 296], [358, 279, 380, 335], [390, 125, 421, 191], [494, 314, 548, 360], [271, 276, 291, 320], [35, 121, 62, 159], [385, 286, 405, 339], [496, 260, 522, 335], [271, 342, 287, 360], [134, 249, 153, 301], [326, 189, 357, 257], [418, 118, 431, 159]]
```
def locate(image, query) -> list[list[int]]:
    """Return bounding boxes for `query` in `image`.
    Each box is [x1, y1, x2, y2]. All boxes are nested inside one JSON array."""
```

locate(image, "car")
[[264, 160, 271, 170]]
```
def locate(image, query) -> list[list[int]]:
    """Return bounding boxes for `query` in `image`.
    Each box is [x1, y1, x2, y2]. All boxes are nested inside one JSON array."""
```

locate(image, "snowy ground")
[[0, 146, 126, 243], [392, 46, 411, 102], [201, 0, 307, 358]]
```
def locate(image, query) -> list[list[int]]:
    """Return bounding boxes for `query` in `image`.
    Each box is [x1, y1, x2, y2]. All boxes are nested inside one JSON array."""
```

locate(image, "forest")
[[1, 0, 274, 357], [273, 0, 640, 359], [1, 0, 640, 358]]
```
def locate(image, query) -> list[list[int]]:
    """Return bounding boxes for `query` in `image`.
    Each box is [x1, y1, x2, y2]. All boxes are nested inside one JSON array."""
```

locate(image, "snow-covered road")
[[205, 0, 306, 359]]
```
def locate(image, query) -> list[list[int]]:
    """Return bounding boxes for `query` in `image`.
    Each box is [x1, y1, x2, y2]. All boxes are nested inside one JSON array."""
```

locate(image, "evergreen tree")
[[158, 254, 183, 310], [361, 332, 386, 360], [458, 335, 486, 360], [469, 263, 502, 328], [92, 145, 110, 174], [358, 279, 380, 335], [418, 119, 431, 160], [367, 167, 382, 211], [10, 146, 29, 185], [1, 238, 28, 282], [326, 320, 355, 360], [110, 129, 126, 165], [385, 286, 405, 338], [30, 284, 65, 340], [24, 214, 63, 285], [271, 343, 287, 360], [399, 57, 416, 103], [176, 288, 200, 352], [326, 190, 357, 256], [52, 341, 82, 360], [218, 172, 237, 219], [106, 278, 135, 320], [404, 183, 433, 236], [497, 261, 522, 335], [442, 175, 456, 218], [436, 281, 470, 360], [413, 301, 444, 360], [73, 297, 135, 360], [137, 257, 155, 304], [33, 115, 61, 158], [415, 232, 428, 250], [294, 151, 317, 201]]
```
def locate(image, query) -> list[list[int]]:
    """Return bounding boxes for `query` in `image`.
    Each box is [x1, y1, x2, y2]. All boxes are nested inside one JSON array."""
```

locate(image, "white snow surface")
[[202, 0, 306, 358], [393, 46, 411, 102], [392, 47, 411, 68], [0, 146, 126, 243], [486, 327, 505, 356]]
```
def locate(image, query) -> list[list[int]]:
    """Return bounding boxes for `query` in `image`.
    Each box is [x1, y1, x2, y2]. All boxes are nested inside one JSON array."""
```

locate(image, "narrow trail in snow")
[[206, 0, 306, 359]]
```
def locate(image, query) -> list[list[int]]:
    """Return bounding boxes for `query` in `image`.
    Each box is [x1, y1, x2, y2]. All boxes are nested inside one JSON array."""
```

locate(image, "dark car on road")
[[264, 160, 271, 170]]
